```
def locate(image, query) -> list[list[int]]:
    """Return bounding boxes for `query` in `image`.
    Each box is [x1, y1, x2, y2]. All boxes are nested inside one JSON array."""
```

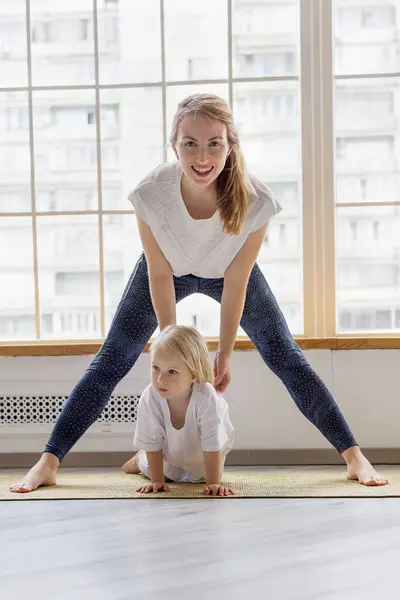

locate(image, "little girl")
[[122, 325, 235, 496]]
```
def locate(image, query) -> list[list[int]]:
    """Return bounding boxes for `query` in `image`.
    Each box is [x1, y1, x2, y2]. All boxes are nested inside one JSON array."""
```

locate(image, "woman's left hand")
[[213, 350, 231, 394]]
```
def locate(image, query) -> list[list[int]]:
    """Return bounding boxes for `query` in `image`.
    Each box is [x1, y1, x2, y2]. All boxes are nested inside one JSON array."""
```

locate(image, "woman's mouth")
[[191, 166, 214, 178]]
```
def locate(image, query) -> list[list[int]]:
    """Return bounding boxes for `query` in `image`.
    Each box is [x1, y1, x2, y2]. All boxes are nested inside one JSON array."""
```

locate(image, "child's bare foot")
[[122, 450, 144, 474], [9, 453, 59, 493], [342, 446, 388, 486]]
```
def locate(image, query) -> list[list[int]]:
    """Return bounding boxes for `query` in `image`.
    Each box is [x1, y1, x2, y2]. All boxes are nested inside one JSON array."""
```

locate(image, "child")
[[123, 325, 235, 496]]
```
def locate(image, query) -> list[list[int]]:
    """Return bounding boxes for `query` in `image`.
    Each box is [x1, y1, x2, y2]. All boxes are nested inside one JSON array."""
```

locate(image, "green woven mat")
[[1, 470, 398, 500]]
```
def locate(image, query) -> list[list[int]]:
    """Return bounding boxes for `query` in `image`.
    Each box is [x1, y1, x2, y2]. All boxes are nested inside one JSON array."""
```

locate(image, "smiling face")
[[151, 345, 195, 403], [174, 114, 231, 190]]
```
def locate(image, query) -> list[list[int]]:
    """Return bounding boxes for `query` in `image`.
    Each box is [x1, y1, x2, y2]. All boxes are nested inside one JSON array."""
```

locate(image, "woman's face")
[[174, 114, 231, 189]]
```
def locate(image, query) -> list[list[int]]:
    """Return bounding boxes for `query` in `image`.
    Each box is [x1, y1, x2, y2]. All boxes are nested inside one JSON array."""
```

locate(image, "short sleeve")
[[250, 182, 283, 233], [127, 190, 149, 224], [198, 388, 229, 452], [133, 389, 164, 452]]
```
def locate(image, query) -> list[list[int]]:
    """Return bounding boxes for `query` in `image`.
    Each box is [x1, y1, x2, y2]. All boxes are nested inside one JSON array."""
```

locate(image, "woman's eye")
[[209, 141, 220, 147], [184, 141, 195, 147]]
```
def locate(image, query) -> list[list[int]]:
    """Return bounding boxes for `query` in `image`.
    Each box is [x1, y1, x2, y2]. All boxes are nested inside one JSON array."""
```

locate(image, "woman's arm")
[[213, 223, 269, 393], [136, 216, 176, 330], [219, 223, 269, 358]]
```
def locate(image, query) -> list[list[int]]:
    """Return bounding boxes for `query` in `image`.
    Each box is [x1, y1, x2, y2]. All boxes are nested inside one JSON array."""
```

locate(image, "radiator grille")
[[0, 395, 141, 424]]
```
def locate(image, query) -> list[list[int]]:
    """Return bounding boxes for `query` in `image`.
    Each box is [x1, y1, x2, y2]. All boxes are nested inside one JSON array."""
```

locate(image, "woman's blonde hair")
[[170, 93, 254, 235], [150, 325, 214, 384]]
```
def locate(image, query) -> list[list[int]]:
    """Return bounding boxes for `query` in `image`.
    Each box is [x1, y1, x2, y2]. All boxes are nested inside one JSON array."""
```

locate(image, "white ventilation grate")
[[0, 395, 141, 424]]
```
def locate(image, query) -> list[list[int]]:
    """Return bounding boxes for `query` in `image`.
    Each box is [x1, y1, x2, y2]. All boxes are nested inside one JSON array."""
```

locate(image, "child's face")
[[151, 346, 195, 402], [174, 114, 231, 190]]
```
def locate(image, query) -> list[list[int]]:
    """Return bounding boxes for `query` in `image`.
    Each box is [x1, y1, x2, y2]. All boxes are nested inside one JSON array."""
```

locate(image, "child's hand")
[[203, 483, 235, 497], [136, 481, 170, 494]]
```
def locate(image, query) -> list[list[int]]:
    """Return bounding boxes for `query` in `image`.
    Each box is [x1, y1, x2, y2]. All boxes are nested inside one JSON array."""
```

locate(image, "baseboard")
[[1, 448, 400, 469]]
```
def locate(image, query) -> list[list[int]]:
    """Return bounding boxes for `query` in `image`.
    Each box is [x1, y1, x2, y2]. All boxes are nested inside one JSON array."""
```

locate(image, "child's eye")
[[169, 370, 178, 375], [152, 365, 159, 371]]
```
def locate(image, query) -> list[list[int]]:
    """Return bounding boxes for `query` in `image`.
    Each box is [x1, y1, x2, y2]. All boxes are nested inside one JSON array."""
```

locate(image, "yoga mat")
[[1, 470, 397, 500]]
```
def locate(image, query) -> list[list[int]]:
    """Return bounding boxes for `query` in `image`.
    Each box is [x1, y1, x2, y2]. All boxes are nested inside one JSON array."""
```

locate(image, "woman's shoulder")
[[131, 162, 180, 197], [248, 173, 278, 205]]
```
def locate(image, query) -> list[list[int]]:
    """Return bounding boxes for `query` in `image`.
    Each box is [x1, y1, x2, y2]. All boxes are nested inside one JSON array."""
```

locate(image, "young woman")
[[10, 93, 387, 493]]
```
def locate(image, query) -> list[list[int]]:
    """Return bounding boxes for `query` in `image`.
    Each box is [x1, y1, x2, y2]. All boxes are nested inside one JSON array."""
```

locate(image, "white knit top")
[[128, 162, 282, 278]]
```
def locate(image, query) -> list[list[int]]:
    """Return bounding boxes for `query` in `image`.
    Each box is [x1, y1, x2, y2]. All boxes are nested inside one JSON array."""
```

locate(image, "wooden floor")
[[1, 466, 400, 600]]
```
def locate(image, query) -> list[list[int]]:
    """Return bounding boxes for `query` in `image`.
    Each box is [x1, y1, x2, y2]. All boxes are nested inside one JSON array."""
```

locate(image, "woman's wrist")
[[216, 345, 232, 359]]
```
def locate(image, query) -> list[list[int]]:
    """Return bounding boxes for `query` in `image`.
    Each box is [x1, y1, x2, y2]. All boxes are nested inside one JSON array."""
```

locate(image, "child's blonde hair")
[[170, 93, 255, 236], [150, 325, 214, 384]]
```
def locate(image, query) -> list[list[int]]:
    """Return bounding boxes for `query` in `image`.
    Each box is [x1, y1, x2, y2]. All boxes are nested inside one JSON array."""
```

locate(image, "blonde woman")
[[11, 93, 387, 493], [124, 325, 234, 496]]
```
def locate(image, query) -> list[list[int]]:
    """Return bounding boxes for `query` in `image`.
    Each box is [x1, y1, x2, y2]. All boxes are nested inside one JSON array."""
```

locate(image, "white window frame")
[[1, 0, 399, 343]]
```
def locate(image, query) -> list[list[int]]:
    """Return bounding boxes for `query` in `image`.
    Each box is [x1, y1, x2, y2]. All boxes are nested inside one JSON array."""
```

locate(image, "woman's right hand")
[[136, 481, 170, 493]]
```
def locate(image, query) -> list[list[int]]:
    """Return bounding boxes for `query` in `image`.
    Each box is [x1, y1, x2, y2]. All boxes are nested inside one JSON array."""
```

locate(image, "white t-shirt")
[[133, 381, 235, 482], [128, 162, 282, 278]]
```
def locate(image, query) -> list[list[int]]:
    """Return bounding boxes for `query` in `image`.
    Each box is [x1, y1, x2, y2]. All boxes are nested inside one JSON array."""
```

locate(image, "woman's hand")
[[136, 481, 170, 494], [213, 349, 231, 393], [203, 483, 235, 497]]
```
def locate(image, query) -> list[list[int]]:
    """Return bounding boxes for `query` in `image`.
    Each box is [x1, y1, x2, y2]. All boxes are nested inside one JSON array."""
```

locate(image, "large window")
[[1, 0, 399, 343]]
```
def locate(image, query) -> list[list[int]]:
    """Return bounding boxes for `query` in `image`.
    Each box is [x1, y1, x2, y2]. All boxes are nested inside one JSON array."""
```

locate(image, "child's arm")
[[137, 449, 169, 494], [203, 450, 234, 497]]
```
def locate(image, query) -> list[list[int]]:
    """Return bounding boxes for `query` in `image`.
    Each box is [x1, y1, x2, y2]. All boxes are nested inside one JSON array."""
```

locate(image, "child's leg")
[[125, 452, 187, 482], [122, 450, 145, 474]]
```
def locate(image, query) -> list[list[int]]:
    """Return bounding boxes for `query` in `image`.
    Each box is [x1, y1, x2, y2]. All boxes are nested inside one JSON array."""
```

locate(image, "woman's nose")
[[198, 146, 208, 162]]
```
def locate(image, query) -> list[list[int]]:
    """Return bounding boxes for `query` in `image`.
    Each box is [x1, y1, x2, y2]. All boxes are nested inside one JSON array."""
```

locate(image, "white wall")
[[0, 349, 399, 454]]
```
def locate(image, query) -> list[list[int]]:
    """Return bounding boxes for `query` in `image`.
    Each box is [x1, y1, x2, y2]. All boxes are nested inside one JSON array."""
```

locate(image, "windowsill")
[[1, 335, 400, 356]]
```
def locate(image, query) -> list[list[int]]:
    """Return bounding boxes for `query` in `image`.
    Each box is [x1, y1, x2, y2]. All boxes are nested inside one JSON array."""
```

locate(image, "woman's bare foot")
[[9, 452, 59, 493], [342, 446, 388, 486], [122, 450, 144, 474]]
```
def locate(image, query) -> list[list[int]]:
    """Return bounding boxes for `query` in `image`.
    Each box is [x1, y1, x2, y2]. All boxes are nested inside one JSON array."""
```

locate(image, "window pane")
[[333, 2, 400, 75], [232, 0, 299, 78], [335, 79, 400, 186], [33, 90, 99, 212], [336, 206, 400, 333], [98, 0, 161, 84], [36, 215, 101, 339], [0, 91, 31, 213], [30, 0, 95, 86], [103, 214, 143, 332], [233, 81, 303, 332], [100, 87, 163, 210], [0, 217, 35, 340], [0, 1, 28, 88], [165, 0, 228, 82]]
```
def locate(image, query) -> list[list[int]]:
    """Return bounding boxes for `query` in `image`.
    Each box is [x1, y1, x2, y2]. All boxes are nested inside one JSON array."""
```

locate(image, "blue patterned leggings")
[[44, 254, 357, 461]]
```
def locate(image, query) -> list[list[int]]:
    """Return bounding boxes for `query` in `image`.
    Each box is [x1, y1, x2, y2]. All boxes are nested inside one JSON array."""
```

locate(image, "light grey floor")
[[1, 466, 400, 600]]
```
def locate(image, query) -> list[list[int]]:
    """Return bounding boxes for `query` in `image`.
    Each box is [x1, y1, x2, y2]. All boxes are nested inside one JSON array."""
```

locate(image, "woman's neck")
[[181, 172, 217, 207]]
